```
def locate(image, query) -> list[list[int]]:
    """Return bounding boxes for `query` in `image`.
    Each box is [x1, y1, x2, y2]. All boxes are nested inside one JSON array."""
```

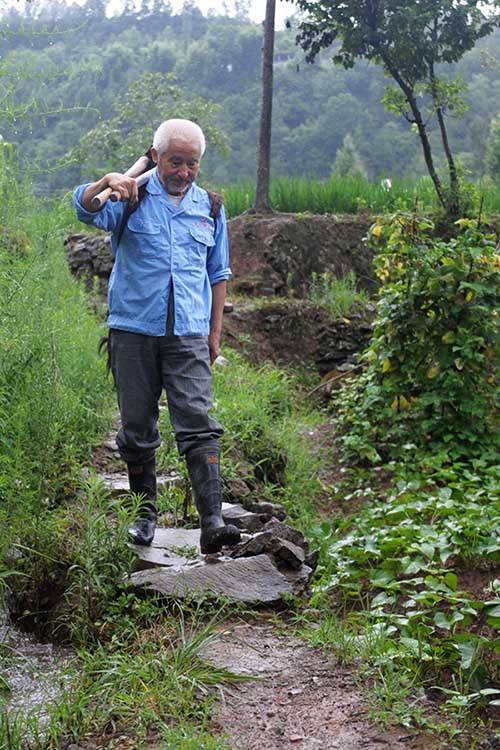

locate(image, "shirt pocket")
[[126, 215, 162, 255], [189, 226, 216, 249]]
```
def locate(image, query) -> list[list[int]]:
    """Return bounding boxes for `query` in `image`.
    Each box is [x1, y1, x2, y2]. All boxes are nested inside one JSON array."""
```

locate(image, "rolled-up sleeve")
[[73, 183, 126, 235], [206, 205, 232, 286]]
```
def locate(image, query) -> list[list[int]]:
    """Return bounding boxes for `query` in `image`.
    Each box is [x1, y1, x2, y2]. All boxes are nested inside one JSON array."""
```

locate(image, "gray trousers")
[[109, 328, 223, 464]]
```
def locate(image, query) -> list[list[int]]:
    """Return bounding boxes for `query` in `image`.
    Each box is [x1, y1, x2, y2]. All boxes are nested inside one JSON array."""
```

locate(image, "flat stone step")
[[99, 472, 183, 497], [131, 527, 201, 571], [129, 554, 292, 603]]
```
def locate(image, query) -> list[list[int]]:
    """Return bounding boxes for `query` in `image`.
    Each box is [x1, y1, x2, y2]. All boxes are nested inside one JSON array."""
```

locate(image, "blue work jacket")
[[73, 170, 232, 337]]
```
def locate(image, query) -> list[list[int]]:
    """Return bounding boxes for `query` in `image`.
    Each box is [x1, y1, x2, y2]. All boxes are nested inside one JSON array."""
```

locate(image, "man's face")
[[152, 139, 201, 196]]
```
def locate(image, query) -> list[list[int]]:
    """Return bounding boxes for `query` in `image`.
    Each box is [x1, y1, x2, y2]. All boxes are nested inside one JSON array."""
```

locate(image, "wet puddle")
[[0, 611, 73, 736]]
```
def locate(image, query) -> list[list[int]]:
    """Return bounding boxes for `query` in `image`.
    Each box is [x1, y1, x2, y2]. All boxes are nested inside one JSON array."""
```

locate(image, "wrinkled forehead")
[[165, 138, 202, 159]]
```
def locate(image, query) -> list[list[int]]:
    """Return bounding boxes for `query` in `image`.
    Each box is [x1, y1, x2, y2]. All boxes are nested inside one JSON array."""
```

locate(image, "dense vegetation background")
[[0, 0, 499, 195]]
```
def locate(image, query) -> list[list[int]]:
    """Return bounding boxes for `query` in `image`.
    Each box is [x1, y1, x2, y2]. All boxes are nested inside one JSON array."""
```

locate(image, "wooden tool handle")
[[90, 155, 153, 210], [90, 186, 115, 210]]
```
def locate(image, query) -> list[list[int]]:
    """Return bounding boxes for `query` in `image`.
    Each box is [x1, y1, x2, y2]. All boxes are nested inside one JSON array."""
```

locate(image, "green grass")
[[309, 270, 370, 319], [216, 174, 500, 217], [0, 156, 112, 543]]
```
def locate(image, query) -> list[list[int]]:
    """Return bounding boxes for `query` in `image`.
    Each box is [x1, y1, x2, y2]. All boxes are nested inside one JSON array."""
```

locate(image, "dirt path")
[[203, 622, 439, 750]]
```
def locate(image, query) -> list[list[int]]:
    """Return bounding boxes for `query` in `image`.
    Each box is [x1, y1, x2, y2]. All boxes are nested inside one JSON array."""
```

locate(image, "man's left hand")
[[208, 333, 220, 365]]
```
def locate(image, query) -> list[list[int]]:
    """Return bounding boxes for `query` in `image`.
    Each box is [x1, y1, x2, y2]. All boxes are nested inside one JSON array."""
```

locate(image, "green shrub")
[[335, 215, 499, 463]]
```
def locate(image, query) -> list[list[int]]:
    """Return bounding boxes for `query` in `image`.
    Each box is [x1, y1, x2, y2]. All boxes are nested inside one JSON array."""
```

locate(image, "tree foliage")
[[0, 1, 500, 192], [66, 72, 228, 178], [334, 133, 367, 178], [289, 0, 500, 218]]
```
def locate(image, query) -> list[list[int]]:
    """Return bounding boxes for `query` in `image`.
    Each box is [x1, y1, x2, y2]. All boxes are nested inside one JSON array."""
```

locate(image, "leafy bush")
[[335, 215, 499, 462]]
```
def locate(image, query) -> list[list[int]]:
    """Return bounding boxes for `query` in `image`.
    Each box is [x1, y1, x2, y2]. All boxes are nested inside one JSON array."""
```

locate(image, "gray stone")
[[273, 538, 305, 570], [244, 499, 287, 521], [221, 503, 264, 532], [281, 564, 313, 597], [103, 437, 119, 452], [129, 554, 292, 603], [222, 477, 253, 501], [261, 518, 306, 548], [131, 527, 202, 572], [99, 472, 182, 497], [149, 527, 201, 550], [231, 530, 306, 571], [230, 530, 277, 558]]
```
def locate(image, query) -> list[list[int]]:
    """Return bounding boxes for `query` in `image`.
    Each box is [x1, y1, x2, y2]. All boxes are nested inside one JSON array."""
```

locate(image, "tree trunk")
[[381, 52, 447, 212], [429, 67, 461, 218], [252, 0, 275, 213]]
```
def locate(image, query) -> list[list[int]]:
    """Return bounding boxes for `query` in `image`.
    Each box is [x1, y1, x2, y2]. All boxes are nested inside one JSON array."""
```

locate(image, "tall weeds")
[[0, 145, 111, 558]]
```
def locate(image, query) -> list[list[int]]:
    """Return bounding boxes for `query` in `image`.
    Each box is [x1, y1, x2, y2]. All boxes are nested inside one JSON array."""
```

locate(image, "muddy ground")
[[204, 621, 440, 750]]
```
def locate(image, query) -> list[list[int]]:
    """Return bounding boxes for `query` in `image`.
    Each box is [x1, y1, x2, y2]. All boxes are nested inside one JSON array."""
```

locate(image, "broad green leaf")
[[483, 602, 500, 618], [434, 611, 451, 630], [454, 640, 478, 670]]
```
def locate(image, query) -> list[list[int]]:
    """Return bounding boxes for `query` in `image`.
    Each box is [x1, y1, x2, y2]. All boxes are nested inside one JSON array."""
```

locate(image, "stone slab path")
[[93, 424, 440, 749]]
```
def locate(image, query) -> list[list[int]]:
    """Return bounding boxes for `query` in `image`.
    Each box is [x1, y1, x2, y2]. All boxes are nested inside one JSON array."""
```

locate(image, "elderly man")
[[73, 118, 240, 552]]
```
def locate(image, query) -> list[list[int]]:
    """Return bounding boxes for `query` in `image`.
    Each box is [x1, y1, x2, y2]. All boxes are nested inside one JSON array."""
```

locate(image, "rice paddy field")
[[217, 174, 500, 217]]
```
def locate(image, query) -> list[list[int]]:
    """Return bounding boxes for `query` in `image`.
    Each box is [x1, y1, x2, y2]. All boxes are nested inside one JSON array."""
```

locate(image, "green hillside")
[[0, 0, 499, 194]]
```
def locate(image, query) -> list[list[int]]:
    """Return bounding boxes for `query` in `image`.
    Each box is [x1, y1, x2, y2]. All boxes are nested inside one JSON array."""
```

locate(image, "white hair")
[[153, 119, 206, 157]]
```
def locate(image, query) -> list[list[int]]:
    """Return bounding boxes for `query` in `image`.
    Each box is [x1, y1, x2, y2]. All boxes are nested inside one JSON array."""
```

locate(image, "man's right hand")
[[105, 173, 139, 204], [81, 172, 138, 212]]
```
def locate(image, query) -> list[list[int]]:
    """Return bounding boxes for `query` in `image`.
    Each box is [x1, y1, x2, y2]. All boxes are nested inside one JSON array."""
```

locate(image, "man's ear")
[[150, 147, 159, 164]]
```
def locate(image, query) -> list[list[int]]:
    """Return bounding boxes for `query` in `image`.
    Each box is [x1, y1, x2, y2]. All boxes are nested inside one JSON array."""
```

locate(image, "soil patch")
[[204, 621, 440, 750], [228, 213, 375, 297], [223, 301, 373, 375]]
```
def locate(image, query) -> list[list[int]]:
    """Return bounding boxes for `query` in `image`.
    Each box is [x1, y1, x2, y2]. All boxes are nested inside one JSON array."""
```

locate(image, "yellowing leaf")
[[441, 331, 455, 344], [382, 358, 392, 373], [488, 374, 495, 384], [465, 290, 474, 302], [427, 366, 440, 379], [454, 218, 476, 230], [399, 395, 410, 410], [454, 359, 464, 371], [371, 224, 383, 238], [391, 395, 410, 411], [342, 317, 351, 324]]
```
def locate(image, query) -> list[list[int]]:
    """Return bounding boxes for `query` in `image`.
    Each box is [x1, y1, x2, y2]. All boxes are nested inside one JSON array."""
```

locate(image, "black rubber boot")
[[186, 446, 241, 554], [127, 458, 157, 546]]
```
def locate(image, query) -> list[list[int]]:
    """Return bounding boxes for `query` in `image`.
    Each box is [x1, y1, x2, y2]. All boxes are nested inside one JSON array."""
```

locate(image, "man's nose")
[[177, 163, 189, 177]]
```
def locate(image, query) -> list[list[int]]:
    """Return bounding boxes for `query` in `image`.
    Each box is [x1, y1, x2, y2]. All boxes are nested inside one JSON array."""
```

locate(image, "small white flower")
[[381, 178, 392, 191]]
